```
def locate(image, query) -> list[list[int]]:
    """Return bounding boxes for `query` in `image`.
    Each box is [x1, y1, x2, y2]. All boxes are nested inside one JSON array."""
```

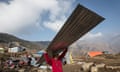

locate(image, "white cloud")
[[44, 16, 66, 32], [0, 0, 74, 34], [0, 0, 40, 33], [43, 0, 74, 32], [80, 32, 103, 40]]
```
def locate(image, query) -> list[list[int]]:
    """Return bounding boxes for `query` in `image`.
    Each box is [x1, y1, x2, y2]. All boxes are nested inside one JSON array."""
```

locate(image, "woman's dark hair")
[[53, 53, 59, 58]]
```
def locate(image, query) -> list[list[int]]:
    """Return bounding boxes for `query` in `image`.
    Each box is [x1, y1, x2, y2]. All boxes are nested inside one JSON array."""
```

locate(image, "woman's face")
[[54, 57, 58, 60], [53, 55, 58, 60]]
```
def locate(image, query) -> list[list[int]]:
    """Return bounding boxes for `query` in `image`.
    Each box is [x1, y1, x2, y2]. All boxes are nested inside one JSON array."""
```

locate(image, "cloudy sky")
[[0, 0, 120, 41]]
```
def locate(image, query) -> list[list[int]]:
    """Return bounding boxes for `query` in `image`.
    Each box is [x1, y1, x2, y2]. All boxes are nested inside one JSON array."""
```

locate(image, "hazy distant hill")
[[70, 34, 120, 56], [109, 34, 120, 53], [0, 33, 49, 50], [33, 41, 50, 49]]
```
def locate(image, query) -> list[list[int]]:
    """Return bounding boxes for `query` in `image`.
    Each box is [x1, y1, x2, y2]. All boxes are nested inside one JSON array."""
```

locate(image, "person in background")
[[43, 48, 68, 72]]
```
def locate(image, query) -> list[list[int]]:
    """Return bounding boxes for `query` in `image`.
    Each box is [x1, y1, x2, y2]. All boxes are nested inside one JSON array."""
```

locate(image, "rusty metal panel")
[[37, 4, 105, 64], [47, 4, 104, 53]]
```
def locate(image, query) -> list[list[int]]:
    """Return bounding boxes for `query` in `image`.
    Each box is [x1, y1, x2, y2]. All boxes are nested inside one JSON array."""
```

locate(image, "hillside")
[[70, 35, 120, 56], [109, 35, 120, 53], [0, 33, 49, 50]]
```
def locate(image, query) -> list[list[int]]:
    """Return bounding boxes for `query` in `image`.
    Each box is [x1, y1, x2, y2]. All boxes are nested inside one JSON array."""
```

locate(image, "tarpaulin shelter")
[[88, 51, 103, 57]]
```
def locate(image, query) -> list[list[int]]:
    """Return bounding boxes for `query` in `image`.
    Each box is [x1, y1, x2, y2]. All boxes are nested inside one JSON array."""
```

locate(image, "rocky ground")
[[0, 53, 120, 72]]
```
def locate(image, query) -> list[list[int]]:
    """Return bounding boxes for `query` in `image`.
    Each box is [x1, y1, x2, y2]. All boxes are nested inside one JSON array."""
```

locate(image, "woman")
[[44, 48, 68, 72]]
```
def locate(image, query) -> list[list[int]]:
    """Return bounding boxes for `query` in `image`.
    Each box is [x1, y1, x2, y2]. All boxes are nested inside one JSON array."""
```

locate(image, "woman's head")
[[53, 54, 59, 59]]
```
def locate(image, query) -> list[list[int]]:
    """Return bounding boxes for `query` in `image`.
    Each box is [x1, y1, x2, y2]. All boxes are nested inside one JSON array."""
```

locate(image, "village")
[[0, 42, 40, 71], [0, 41, 120, 72]]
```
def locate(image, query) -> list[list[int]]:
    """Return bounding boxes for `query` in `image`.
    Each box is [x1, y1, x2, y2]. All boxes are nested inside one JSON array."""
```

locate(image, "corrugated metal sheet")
[[37, 4, 105, 64]]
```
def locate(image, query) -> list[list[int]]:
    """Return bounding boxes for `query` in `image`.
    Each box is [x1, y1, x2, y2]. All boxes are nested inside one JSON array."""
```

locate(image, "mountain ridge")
[[0, 33, 119, 55], [0, 33, 49, 50]]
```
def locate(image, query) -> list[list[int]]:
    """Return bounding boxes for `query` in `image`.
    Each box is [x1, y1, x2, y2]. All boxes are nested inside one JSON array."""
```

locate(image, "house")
[[0, 48, 4, 53]]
